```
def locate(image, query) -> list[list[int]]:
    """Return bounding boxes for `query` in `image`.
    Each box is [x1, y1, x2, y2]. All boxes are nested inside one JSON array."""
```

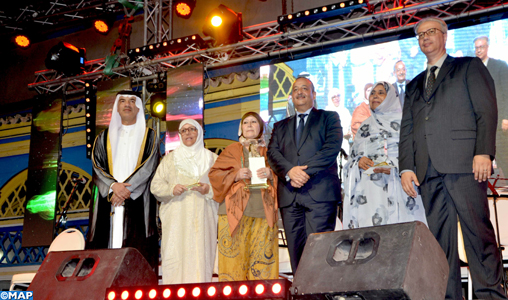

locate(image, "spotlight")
[[45, 41, 86, 76], [202, 4, 243, 46], [277, 0, 369, 26], [174, 0, 196, 19], [150, 92, 167, 121], [146, 72, 167, 93], [14, 34, 31, 48], [93, 17, 114, 35]]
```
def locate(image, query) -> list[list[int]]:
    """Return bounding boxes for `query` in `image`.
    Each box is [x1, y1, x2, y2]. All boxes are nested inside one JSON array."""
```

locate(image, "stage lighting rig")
[[45, 41, 86, 76], [175, 0, 196, 19], [106, 279, 290, 300], [277, 0, 369, 27], [127, 34, 203, 60], [84, 81, 96, 159], [202, 5, 243, 46]]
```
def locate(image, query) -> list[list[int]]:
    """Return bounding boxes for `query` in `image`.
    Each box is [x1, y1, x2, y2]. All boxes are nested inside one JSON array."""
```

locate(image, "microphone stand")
[[55, 180, 80, 230], [487, 176, 507, 295]]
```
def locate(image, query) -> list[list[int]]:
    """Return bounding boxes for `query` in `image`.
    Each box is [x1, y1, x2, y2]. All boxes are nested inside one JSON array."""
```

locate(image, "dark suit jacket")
[[393, 80, 410, 97], [399, 55, 497, 182], [267, 108, 343, 207], [486, 58, 508, 128], [393, 80, 410, 109]]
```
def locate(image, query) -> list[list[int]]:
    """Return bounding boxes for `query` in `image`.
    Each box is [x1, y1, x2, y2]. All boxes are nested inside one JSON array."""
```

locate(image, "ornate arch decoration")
[[0, 162, 93, 220]]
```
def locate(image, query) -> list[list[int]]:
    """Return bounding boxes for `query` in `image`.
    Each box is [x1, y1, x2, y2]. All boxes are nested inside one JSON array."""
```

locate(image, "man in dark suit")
[[399, 18, 506, 299], [474, 36, 508, 179], [268, 77, 342, 273], [392, 60, 410, 108]]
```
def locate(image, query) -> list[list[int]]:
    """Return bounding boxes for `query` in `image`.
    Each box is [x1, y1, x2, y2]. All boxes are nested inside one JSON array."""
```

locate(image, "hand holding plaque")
[[245, 156, 269, 190]]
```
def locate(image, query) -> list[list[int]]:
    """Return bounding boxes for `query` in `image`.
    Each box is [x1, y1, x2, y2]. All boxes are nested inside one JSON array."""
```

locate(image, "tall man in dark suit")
[[474, 36, 508, 179], [392, 60, 410, 108], [399, 18, 506, 299], [268, 77, 342, 273]]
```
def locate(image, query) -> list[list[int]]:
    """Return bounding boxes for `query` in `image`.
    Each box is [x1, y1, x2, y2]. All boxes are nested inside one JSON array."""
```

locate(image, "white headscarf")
[[351, 81, 402, 164], [108, 92, 146, 168], [173, 119, 214, 183], [370, 81, 401, 115]]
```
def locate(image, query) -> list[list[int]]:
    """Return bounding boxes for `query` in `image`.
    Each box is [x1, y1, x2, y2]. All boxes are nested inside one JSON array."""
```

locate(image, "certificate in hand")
[[249, 157, 267, 185]]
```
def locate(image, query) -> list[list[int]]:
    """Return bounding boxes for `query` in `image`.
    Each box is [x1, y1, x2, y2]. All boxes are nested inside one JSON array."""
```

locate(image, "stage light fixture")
[[93, 15, 116, 35], [150, 92, 167, 121], [127, 34, 203, 60], [202, 4, 243, 46], [14, 34, 31, 48], [84, 81, 96, 159], [106, 279, 290, 299], [277, 0, 369, 26], [163, 288, 171, 298], [45, 41, 86, 75], [174, 0, 196, 19]]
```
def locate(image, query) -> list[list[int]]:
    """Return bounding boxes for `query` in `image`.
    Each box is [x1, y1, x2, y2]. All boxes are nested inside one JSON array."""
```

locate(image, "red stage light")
[[255, 284, 265, 295], [176, 3, 191, 16], [121, 291, 129, 300], [192, 287, 201, 297], [86, 98, 90, 102], [87, 144, 92, 148], [272, 283, 282, 294], [207, 286, 217, 297], [14, 35, 30, 48], [148, 289, 157, 299], [94, 20, 109, 34], [163, 288, 171, 298], [223, 285, 232, 296], [175, 0, 195, 19], [135, 290, 143, 299], [108, 291, 116, 300], [239, 284, 248, 295], [86, 113, 91, 117], [87, 128, 91, 133], [177, 288, 186, 297]]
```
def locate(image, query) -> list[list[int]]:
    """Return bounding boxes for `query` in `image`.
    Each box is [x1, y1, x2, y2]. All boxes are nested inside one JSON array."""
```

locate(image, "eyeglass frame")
[[179, 127, 198, 135], [415, 27, 444, 40]]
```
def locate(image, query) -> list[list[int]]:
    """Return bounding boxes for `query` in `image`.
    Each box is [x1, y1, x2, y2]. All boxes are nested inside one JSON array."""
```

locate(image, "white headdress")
[[108, 91, 146, 168]]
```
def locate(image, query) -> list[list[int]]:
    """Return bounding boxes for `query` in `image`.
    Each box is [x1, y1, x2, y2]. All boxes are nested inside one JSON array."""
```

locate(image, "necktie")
[[425, 66, 438, 99], [295, 114, 307, 146], [399, 84, 404, 96]]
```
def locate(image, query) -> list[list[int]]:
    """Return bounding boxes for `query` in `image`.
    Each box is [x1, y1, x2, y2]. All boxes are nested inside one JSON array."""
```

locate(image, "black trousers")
[[420, 160, 506, 300], [280, 192, 338, 274]]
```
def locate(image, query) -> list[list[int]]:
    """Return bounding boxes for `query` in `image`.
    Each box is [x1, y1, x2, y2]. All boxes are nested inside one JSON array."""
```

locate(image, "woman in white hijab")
[[151, 119, 218, 284], [343, 81, 427, 229]]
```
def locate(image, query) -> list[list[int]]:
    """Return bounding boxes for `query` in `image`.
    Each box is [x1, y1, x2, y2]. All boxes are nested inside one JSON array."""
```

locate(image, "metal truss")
[[28, 0, 508, 95], [0, 0, 130, 40]]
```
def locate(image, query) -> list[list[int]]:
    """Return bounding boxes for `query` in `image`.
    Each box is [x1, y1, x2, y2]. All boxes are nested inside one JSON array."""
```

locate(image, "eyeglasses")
[[415, 28, 444, 40], [179, 127, 197, 135], [475, 45, 487, 51]]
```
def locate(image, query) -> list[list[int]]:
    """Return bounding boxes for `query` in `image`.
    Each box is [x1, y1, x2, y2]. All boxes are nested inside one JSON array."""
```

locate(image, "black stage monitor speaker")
[[28, 247, 157, 300], [291, 221, 449, 300]]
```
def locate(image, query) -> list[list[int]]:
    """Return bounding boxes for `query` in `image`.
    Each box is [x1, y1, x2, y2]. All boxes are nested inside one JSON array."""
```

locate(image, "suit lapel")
[[297, 108, 317, 150], [288, 115, 297, 148], [427, 55, 454, 101]]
